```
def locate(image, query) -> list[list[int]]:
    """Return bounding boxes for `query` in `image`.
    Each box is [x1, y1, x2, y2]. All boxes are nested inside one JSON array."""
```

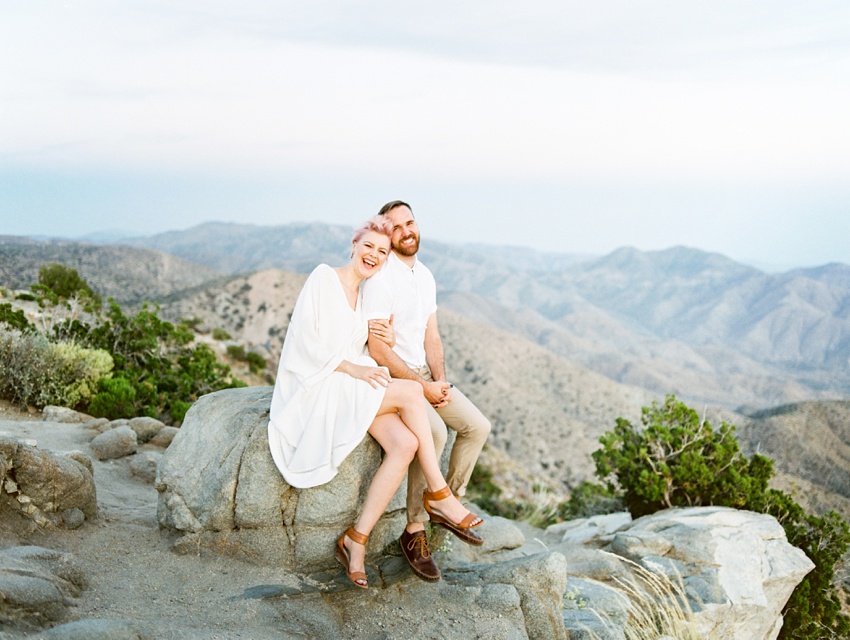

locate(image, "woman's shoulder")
[[308, 263, 336, 282]]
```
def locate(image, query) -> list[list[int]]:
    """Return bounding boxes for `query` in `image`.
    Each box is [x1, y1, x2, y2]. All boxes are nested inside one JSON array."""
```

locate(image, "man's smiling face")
[[386, 205, 420, 257]]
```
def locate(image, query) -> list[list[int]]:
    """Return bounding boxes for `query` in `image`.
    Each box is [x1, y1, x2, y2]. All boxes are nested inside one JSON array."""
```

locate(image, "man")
[[362, 200, 491, 582]]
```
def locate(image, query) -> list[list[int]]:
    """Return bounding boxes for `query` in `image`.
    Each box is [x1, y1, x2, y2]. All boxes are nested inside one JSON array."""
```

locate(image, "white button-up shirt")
[[362, 251, 437, 369]]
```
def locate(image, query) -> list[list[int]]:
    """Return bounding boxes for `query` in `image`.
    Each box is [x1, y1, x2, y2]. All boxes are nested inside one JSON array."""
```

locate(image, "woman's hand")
[[337, 361, 392, 389], [368, 315, 395, 348]]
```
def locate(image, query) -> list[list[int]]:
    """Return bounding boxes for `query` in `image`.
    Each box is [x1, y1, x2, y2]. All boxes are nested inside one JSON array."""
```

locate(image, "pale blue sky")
[[2, 1, 849, 269]]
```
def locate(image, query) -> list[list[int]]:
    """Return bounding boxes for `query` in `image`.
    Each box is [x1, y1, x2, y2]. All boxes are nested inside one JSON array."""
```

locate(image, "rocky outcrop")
[[0, 434, 97, 529], [154, 386, 570, 638], [156, 386, 407, 571], [549, 507, 814, 640]]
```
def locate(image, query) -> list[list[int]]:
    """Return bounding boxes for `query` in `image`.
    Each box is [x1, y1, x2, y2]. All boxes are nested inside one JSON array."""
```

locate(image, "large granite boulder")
[[156, 386, 407, 571], [552, 506, 814, 640], [0, 434, 97, 529]]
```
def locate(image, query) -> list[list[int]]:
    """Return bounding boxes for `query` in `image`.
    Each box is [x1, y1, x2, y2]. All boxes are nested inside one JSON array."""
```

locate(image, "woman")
[[268, 216, 482, 588]]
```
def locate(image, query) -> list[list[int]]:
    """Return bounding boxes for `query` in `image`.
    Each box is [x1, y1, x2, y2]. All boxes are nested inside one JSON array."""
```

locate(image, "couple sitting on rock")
[[267, 201, 491, 588]]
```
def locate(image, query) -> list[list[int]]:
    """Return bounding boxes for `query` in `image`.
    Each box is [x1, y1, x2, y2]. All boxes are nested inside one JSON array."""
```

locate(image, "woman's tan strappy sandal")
[[423, 485, 484, 546], [336, 527, 369, 588]]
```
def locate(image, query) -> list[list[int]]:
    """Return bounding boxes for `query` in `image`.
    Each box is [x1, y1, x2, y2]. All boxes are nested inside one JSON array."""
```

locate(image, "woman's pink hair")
[[351, 215, 392, 245]]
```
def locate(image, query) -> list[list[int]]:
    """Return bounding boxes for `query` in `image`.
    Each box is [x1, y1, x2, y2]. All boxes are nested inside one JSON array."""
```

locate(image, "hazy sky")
[[2, 1, 849, 269]]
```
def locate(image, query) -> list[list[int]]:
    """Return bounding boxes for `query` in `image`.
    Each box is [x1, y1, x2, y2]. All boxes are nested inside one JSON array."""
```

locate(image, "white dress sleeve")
[[279, 265, 346, 388]]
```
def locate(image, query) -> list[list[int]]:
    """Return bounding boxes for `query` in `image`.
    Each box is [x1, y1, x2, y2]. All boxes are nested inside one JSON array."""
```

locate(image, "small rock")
[[81, 418, 110, 432], [61, 508, 86, 530], [148, 426, 179, 449], [128, 416, 165, 443], [42, 406, 93, 424], [90, 426, 137, 460], [129, 451, 162, 484], [63, 450, 94, 475]]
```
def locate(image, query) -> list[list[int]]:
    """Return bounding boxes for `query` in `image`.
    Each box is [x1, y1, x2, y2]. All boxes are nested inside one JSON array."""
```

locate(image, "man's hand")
[[423, 380, 452, 407]]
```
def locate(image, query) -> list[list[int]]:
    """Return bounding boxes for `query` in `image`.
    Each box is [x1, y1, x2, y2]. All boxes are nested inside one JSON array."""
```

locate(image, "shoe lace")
[[406, 535, 431, 559]]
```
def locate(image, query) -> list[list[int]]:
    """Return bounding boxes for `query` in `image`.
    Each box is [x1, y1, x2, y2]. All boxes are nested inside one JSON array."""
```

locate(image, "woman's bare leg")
[[375, 380, 480, 526], [342, 413, 418, 577]]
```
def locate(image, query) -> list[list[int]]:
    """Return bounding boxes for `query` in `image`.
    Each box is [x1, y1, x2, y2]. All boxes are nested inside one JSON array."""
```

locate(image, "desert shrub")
[[246, 351, 266, 374], [755, 490, 850, 639], [0, 303, 33, 332], [50, 342, 114, 406], [226, 344, 246, 360], [180, 316, 203, 330], [594, 394, 850, 639], [60, 300, 244, 423], [0, 330, 113, 409], [88, 376, 139, 420], [167, 399, 192, 424], [212, 327, 232, 341], [558, 481, 624, 520], [593, 395, 773, 518], [225, 343, 267, 374], [31, 263, 101, 310]]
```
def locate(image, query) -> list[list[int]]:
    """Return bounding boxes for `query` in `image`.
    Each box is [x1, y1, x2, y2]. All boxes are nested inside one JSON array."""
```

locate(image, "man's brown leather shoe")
[[399, 529, 441, 582]]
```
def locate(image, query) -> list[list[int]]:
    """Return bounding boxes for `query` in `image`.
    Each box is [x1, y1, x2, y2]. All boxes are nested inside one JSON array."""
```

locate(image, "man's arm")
[[367, 332, 420, 381], [424, 312, 446, 382], [367, 317, 451, 406]]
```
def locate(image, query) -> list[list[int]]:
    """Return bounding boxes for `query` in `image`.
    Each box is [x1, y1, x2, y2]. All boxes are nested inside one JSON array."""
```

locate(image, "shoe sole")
[[401, 554, 441, 583]]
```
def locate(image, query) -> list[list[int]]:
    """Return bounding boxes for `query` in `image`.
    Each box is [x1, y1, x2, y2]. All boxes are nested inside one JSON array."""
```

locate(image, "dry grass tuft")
[[585, 552, 710, 640]]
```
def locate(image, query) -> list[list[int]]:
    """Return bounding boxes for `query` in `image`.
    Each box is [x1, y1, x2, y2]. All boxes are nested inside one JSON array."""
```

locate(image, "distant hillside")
[[121, 222, 353, 274], [738, 401, 850, 518], [0, 237, 222, 304], [124, 222, 850, 411]]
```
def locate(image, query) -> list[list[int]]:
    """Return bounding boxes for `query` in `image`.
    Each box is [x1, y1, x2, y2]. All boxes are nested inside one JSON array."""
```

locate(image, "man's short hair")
[[377, 200, 413, 217]]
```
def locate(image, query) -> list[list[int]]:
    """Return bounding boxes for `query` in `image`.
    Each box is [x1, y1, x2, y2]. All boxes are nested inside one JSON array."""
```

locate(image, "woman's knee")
[[388, 427, 418, 463]]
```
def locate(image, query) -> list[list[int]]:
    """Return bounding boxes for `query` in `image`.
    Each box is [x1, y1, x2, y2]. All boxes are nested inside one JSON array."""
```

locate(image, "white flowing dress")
[[267, 264, 387, 488]]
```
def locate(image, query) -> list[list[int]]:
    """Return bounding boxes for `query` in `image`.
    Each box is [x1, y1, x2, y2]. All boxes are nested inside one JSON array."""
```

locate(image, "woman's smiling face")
[[351, 230, 391, 279]]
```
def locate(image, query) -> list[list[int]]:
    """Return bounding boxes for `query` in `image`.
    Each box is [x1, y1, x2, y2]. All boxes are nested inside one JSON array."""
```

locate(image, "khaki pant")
[[406, 366, 491, 523]]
